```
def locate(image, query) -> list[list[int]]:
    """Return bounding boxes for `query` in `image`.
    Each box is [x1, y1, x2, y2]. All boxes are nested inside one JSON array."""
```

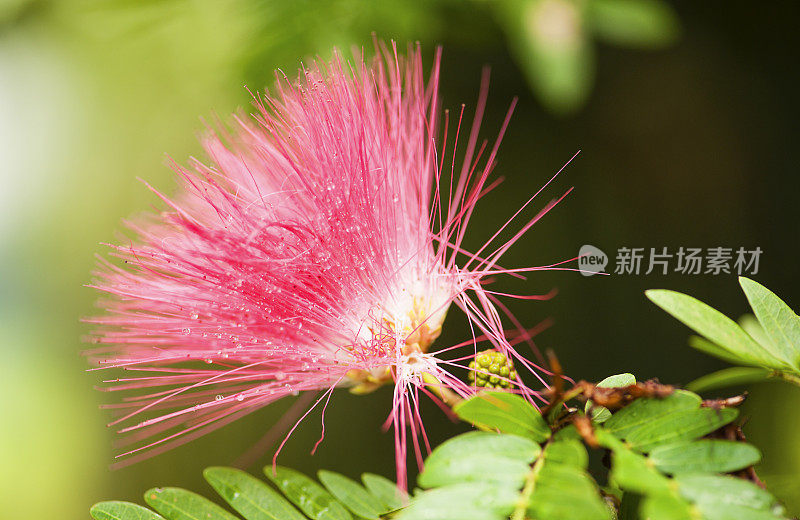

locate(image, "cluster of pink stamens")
[[85, 42, 573, 488]]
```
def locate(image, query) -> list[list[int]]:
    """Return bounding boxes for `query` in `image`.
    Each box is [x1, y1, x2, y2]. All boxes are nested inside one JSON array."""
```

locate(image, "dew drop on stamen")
[[215, 394, 223, 401]]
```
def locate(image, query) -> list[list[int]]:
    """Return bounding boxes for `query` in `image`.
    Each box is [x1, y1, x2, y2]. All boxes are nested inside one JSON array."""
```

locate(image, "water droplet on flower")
[[190, 312, 199, 320], [235, 393, 245, 401], [275, 372, 286, 381], [182, 328, 191, 335], [215, 394, 223, 401]]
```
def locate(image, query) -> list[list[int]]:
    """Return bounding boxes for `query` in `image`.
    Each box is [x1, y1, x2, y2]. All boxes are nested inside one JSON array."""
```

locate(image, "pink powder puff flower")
[[85, 42, 574, 488]]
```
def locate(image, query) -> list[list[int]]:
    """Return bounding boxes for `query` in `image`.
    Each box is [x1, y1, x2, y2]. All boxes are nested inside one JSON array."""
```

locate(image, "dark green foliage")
[[406, 388, 786, 520], [89, 384, 786, 520]]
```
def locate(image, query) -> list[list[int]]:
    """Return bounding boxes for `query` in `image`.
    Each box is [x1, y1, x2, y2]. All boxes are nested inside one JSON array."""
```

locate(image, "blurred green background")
[[1, 1, 798, 518]]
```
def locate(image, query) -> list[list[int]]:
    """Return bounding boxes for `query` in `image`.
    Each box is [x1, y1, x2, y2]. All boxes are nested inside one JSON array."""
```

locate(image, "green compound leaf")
[[91, 502, 166, 520], [587, 0, 680, 48], [418, 431, 540, 488], [204, 467, 306, 520], [144, 488, 238, 520], [646, 289, 788, 370], [264, 467, 352, 520], [687, 366, 772, 393], [317, 470, 383, 520], [649, 439, 761, 475], [739, 277, 800, 370], [453, 391, 550, 442], [397, 482, 518, 520], [360, 473, 406, 512], [599, 405, 788, 520], [586, 372, 636, 423]]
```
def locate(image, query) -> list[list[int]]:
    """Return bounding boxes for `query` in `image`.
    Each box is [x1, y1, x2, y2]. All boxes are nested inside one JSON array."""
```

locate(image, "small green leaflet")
[[264, 466, 352, 520], [204, 466, 306, 520], [604, 390, 700, 438], [361, 473, 407, 511], [676, 474, 786, 519], [649, 439, 761, 474], [418, 431, 540, 488], [144, 488, 238, 520], [453, 391, 550, 442], [91, 502, 166, 520], [317, 470, 383, 520], [585, 372, 636, 423]]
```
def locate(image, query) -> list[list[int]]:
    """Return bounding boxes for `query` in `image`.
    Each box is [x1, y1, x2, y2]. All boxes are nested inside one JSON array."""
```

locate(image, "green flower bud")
[[467, 348, 518, 389]]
